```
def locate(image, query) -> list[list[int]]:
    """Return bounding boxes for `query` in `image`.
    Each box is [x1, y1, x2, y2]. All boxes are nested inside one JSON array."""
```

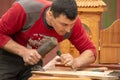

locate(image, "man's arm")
[[60, 50, 95, 68], [2, 39, 41, 65], [73, 50, 95, 68]]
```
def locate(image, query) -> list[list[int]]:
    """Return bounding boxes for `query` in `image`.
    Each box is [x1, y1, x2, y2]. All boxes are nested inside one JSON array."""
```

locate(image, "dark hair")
[[50, 0, 78, 20]]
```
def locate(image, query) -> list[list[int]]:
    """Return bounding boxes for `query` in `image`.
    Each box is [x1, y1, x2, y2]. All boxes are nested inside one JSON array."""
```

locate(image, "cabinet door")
[[100, 19, 120, 64], [100, 46, 120, 63]]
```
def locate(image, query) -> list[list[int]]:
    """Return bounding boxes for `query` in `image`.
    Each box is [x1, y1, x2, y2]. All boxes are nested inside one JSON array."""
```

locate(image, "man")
[[0, 0, 96, 80]]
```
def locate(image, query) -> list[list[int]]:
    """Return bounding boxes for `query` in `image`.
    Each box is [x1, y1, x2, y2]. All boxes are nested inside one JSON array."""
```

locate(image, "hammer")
[[37, 36, 58, 57], [25, 37, 58, 71]]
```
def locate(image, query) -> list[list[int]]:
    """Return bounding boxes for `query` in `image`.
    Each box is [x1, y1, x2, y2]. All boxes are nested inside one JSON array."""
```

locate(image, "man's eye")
[[61, 23, 67, 26]]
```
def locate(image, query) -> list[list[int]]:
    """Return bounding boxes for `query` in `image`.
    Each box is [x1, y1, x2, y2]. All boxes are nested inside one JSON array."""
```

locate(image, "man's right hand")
[[21, 48, 41, 65]]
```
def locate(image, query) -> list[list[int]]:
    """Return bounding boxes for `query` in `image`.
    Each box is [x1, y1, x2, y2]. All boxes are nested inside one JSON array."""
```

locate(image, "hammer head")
[[37, 36, 58, 57]]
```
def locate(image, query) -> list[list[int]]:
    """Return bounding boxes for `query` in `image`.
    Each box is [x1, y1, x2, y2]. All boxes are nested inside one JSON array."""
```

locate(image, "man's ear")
[[48, 10, 53, 17]]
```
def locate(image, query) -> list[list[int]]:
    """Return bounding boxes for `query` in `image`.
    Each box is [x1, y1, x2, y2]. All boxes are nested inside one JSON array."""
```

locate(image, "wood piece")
[[29, 71, 91, 80], [87, 64, 120, 70], [31, 70, 118, 80], [29, 76, 91, 80]]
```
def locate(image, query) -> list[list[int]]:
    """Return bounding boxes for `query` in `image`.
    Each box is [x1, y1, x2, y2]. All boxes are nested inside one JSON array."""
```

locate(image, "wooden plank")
[[29, 76, 91, 80], [31, 70, 118, 80]]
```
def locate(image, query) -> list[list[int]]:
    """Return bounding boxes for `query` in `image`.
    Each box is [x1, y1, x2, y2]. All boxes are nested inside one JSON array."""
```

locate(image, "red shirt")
[[0, 0, 96, 57]]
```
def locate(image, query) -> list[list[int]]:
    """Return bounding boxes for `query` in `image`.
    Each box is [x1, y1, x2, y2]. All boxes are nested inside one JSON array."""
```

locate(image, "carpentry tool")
[[26, 37, 58, 71], [36, 37, 58, 57], [56, 50, 62, 56], [90, 67, 108, 72], [108, 70, 120, 77]]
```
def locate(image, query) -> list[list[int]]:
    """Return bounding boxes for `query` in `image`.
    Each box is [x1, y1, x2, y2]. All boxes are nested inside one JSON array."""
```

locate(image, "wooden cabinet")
[[100, 19, 120, 64]]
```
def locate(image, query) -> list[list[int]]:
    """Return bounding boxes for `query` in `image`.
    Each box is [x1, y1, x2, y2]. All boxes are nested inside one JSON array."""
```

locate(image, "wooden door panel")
[[100, 19, 120, 63], [100, 47, 120, 63]]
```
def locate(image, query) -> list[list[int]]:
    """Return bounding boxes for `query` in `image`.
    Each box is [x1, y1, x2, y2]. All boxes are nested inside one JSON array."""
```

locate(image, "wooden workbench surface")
[[29, 56, 120, 80], [29, 70, 119, 80], [29, 73, 91, 80], [29, 76, 91, 80]]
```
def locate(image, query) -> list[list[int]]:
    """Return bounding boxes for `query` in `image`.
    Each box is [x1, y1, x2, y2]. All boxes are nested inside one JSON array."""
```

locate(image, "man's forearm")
[[1, 39, 27, 57], [73, 50, 96, 68]]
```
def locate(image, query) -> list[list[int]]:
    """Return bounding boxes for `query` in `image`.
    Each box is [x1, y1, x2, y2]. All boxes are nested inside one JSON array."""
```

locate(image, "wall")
[[102, 0, 116, 28], [102, 0, 120, 28], [117, 0, 120, 19], [0, 0, 15, 17]]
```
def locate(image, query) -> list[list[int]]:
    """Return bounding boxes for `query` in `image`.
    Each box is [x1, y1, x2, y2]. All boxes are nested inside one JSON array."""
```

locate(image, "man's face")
[[51, 14, 77, 36]]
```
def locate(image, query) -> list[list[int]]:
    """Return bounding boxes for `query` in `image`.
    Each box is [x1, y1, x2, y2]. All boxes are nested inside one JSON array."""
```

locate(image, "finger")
[[64, 59, 73, 66], [61, 57, 70, 64], [27, 56, 38, 65], [33, 52, 41, 61], [65, 60, 73, 66], [34, 51, 41, 60], [30, 51, 41, 63]]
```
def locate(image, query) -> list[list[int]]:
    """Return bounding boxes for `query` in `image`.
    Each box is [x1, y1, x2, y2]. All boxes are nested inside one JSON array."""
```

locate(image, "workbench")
[[29, 56, 120, 80], [29, 64, 120, 80], [29, 75, 91, 80]]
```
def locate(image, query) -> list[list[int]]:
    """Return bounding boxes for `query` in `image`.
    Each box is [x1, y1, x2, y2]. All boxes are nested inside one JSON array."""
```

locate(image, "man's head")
[[50, 0, 78, 20], [46, 0, 78, 36]]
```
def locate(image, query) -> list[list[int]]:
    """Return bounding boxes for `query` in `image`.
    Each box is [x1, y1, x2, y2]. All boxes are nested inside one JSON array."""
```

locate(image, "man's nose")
[[65, 26, 71, 33]]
